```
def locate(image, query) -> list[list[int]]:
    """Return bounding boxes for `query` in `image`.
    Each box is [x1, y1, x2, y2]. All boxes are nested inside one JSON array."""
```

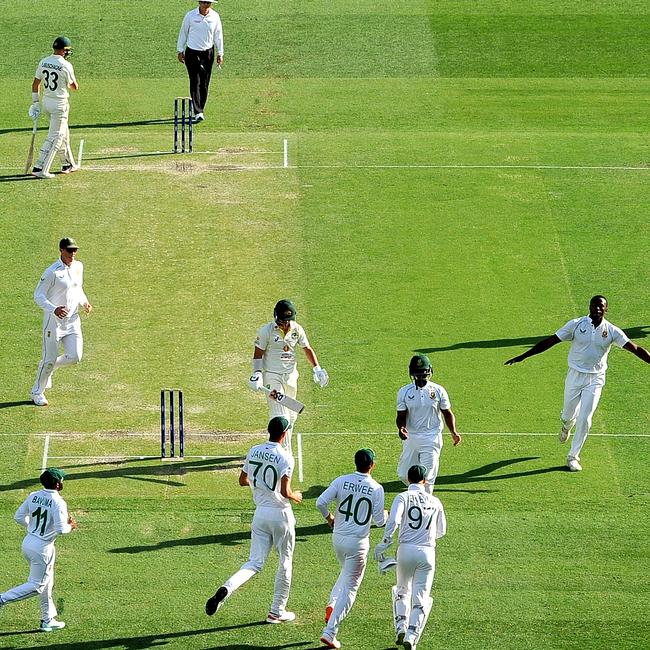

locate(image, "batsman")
[[248, 299, 329, 455]]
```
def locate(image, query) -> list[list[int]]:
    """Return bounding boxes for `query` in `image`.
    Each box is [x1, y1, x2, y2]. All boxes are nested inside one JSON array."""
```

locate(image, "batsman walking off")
[[205, 417, 302, 623], [505, 295, 650, 471], [0, 468, 77, 632], [30, 36, 78, 179], [316, 448, 387, 649], [248, 299, 329, 455]]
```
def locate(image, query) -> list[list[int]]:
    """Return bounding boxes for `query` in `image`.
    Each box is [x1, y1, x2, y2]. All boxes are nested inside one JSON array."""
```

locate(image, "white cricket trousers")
[[34, 96, 75, 174], [397, 436, 441, 493], [0, 535, 58, 622], [394, 544, 436, 645], [323, 533, 369, 638], [264, 370, 299, 455], [562, 368, 606, 461], [32, 315, 83, 395], [223, 506, 295, 615]]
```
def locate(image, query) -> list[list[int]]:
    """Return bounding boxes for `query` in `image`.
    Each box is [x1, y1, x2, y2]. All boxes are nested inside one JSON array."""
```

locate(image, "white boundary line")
[[41, 434, 50, 471]]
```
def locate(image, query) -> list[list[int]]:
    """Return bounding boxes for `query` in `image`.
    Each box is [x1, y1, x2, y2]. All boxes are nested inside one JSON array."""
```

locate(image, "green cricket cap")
[[43, 467, 66, 482], [59, 237, 78, 250], [268, 416, 290, 436], [355, 448, 376, 466], [408, 464, 427, 483]]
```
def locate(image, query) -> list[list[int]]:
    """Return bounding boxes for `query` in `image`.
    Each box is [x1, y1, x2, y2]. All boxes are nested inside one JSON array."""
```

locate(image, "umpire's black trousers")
[[184, 47, 215, 114]]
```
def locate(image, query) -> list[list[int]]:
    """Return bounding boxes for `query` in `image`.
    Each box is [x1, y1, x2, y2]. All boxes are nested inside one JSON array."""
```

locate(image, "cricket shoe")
[[402, 638, 416, 650], [205, 586, 228, 616], [31, 393, 48, 406], [266, 610, 296, 624], [61, 164, 79, 174], [320, 632, 341, 649], [40, 618, 65, 632], [32, 168, 55, 179], [567, 458, 582, 472], [396, 630, 406, 646], [193, 112, 205, 123], [325, 604, 333, 623], [559, 417, 574, 443]]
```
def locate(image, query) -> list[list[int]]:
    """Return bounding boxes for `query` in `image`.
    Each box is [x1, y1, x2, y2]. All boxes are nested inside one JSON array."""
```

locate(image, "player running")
[[374, 465, 447, 650], [316, 448, 387, 649]]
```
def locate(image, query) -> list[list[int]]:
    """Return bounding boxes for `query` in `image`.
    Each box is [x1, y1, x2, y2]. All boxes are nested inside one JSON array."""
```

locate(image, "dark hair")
[[590, 295, 608, 306], [354, 451, 373, 472], [40, 470, 59, 489]]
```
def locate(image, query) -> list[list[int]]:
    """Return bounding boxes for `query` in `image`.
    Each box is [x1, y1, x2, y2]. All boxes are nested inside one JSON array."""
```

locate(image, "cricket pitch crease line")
[[8, 431, 648, 439]]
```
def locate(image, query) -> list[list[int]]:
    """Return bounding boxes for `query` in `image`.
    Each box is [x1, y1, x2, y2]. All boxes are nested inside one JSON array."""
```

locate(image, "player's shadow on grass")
[[0, 625, 311, 649], [0, 173, 42, 183], [0, 399, 35, 408], [0, 457, 243, 493], [416, 325, 650, 354], [0, 118, 173, 136], [382, 457, 566, 494], [109, 522, 330, 554]]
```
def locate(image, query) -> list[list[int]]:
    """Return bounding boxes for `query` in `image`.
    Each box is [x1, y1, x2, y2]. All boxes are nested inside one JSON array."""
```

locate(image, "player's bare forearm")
[[281, 476, 303, 504], [304, 346, 319, 368], [504, 335, 561, 365], [239, 471, 250, 487], [624, 341, 650, 364], [396, 411, 408, 439], [442, 409, 462, 446]]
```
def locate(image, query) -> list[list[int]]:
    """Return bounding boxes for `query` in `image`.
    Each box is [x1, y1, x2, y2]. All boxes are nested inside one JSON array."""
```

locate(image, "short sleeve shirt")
[[397, 381, 451, 438], [556, 316, 629, 374], [316, 472, 386, 539], [243, 441, 294, 510], [15, 489, 72, 542], [35, 55, 76, 100], [255, 321, 309, 374]]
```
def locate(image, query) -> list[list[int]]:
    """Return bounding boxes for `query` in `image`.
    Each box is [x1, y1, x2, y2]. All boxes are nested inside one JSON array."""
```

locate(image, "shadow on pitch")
[[0, 399, 34, 409], [0, 625, 311, 649], [109, 522, 330, 554], [0, 457, 244, 493], [0, 173, 40, 183], [0, 118, 173, 136], [416, 325, 650, 354], [382, 457, 566, 494]]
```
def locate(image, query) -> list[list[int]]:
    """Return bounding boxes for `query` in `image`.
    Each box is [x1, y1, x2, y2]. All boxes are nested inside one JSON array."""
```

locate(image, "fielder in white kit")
[[30, 36, 79, 179], [31, 237, 92, 406], [396, 354, 461, 492], [205, 416, 303, 623], [316, 448, 387, 649], [374, 465, 446, 650], [505, 295, 650, 471], [0, 468, 77, 632], [249, 299, 328, 454]]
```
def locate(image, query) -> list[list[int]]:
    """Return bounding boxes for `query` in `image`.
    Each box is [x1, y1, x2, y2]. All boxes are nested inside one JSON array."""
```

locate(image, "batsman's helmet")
[[53, 36, 73, 58], [409, 354, 432, 379], [274, 299, 296, 322]]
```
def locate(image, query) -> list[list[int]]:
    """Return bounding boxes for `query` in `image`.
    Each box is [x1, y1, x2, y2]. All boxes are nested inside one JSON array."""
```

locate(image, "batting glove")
[[374, 541, 391, 561], [248, 371, 263, 391], [313, 366, 329, 388], [28, 103, 41, 120], [377, 556, 397, 575]]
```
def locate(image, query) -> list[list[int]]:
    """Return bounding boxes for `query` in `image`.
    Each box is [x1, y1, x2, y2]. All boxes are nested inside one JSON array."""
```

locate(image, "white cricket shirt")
[[316, 471, 386, 539], [35, 55, 76, 100], [397, 381, 451, 440], [34, 258, 88, 326], [255, 321, 309, 374], [15, 488, 72, 543], [177, 8, 224, 54], [556, 316, 629, 374], [244, 441, 294, 510], [384, 485, 446, 548]]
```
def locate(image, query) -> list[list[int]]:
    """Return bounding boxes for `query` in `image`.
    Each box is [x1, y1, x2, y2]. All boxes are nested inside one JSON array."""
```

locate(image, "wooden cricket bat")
[[24, 121, 38, 174], [261, 386, 305, 414]]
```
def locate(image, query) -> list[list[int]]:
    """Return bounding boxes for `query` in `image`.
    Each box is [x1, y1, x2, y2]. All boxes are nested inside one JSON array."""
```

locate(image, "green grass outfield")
[[0, 1, 648, 648]]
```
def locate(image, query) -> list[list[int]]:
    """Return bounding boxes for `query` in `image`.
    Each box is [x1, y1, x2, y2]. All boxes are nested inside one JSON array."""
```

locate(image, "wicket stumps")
[[161, 388, 185, 460], [173, 97, 193, 153]]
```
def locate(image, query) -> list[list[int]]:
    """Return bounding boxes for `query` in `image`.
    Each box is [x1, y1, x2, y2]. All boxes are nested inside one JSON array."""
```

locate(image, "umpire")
[[176, 1, 224, 123]]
